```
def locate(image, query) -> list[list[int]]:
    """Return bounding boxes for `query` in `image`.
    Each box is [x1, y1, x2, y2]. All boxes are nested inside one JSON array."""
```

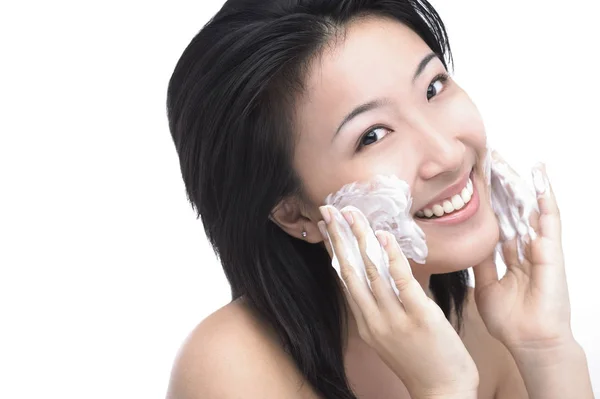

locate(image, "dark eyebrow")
[[332, 53, 439, 140], [333, 99, 389, 140], [413, 52, 438, 82]]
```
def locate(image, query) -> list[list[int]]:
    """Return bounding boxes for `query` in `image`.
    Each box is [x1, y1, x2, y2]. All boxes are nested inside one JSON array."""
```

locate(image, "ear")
[[270, 197, 322, 244]]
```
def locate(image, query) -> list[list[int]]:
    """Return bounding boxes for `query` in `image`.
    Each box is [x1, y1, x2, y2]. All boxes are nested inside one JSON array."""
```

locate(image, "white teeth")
[[442, 200, 453, 213], [417, 177, 474, 219], [461, 187, 471, 203], [432, 204, 444, 217], [451, 194, 464, 210]]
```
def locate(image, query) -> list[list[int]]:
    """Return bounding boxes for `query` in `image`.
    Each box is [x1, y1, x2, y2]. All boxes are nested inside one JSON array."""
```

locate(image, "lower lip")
[[417, 174, 480, 226]]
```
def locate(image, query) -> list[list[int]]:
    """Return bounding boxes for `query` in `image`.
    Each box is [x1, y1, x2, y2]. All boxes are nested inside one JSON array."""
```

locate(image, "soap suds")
[[324, 174, 427, 263], [322, 149, 540, 291], [323, 205, 400, 297], [484, 149, 538, 263]]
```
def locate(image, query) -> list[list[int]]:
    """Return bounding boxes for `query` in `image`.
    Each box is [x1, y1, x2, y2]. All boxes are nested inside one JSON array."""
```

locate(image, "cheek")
[[297, 156, 376, 207], [444, 93, 487, 148]]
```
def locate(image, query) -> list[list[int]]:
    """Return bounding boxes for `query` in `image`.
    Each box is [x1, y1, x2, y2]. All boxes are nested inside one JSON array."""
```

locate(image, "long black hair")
[[166, 1, 468, 397]]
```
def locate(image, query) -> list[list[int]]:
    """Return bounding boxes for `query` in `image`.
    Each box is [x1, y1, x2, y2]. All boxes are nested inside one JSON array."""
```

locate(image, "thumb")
[[472, 253, 499, 291]]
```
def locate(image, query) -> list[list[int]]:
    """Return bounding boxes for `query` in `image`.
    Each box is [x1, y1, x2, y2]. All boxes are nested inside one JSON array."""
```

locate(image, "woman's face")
[[291, 16, 499, 274]]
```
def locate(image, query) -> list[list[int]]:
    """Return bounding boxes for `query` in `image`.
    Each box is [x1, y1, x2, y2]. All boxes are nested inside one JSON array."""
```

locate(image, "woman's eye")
[[427, 74, 449, 101], [359, 126, 390, 149]]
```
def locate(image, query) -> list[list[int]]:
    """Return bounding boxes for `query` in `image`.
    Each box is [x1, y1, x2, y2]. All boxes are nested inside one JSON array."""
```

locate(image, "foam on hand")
[[324, 174, 428, 263], [323, 205, 401, 297], [321, 149, 540, 292], [484, 149, 539, 263]]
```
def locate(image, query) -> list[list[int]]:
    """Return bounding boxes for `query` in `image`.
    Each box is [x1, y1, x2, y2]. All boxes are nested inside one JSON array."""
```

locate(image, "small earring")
[[301, 230, 307, 238]]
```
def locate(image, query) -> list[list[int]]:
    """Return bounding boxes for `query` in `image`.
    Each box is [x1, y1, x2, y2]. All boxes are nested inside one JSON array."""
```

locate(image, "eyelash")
[[428, 72, 450, 100], [356, 125, 392, 152], [356, 72, 451, 151]]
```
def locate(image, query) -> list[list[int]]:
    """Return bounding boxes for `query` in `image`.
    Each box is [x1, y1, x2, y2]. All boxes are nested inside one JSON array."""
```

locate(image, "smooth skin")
[[318, 156, 593, 399], [166, 15, 593, 399], [319, 205, 479, 399], [472, 157, 593, 399]]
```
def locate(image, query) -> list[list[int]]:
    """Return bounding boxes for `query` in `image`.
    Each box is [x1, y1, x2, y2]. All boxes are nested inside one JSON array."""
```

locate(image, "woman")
[[165, 1, 593, 398]]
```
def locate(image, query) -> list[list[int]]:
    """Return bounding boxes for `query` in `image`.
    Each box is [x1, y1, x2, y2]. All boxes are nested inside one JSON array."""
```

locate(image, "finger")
[[531, 164, 562, 242], [321, 206, 379, 319], [523, 208, 541, 261], [342, 207, 403, 313], [503, 231, 537, 271], [340, 282, 368, 335], [320, 219, 368, 332], [318, 220, 333, 259], [528, 208, 540, 237], [472, 253, 499, 290], [501, 237, 517, 266], [379, 230, 429, 314]]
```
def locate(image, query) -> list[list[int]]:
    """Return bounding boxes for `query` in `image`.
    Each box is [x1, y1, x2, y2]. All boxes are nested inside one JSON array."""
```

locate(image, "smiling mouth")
[[415, 169, 475, 220]]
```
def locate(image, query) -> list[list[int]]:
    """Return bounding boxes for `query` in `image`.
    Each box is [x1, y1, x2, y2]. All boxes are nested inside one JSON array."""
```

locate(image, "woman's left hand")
[[472, 159, 574, 352]]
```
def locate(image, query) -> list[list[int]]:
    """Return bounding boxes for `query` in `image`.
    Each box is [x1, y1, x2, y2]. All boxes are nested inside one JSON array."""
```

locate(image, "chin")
[[412, 166, 500, 274], [417, 208, 499, 274]]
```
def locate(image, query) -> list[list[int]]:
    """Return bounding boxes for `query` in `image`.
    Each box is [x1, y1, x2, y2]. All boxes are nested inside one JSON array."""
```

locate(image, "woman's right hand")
[[318, 205, 479, 399]]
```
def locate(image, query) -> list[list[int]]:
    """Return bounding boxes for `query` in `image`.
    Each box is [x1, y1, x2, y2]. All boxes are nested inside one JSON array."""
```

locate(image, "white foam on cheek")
[[484, 149, 539, 263], [321, 151, 539, 290], [323, 175, 427, 282]]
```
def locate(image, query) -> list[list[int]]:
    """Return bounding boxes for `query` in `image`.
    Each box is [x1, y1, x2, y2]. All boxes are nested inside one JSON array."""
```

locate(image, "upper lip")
[[415, 168, 473, 213]]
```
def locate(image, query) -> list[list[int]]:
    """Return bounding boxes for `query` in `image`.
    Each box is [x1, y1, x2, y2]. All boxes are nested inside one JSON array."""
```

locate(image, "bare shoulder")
[[462, 288, 528, 398], [165, 298, 318, 399]]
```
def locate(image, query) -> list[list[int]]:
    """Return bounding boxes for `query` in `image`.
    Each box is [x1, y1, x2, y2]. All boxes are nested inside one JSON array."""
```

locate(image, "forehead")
[[298, 17, 435, 111]]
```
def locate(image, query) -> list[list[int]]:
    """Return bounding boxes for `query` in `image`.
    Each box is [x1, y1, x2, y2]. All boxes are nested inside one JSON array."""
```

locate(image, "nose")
[[415, 124, 465, 180]]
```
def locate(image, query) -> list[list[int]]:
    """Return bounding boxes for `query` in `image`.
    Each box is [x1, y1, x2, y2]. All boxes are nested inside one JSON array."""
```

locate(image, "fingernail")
[[342, 210, 354, 225], [319, 206, 332, 224], [532, 166, 546, 195], [318, 221, 328, 240], [376, 230, 388, 247]]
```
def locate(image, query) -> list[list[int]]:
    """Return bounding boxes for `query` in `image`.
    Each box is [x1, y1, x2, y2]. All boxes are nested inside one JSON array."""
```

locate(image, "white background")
[[1, 1, 598, 397]]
